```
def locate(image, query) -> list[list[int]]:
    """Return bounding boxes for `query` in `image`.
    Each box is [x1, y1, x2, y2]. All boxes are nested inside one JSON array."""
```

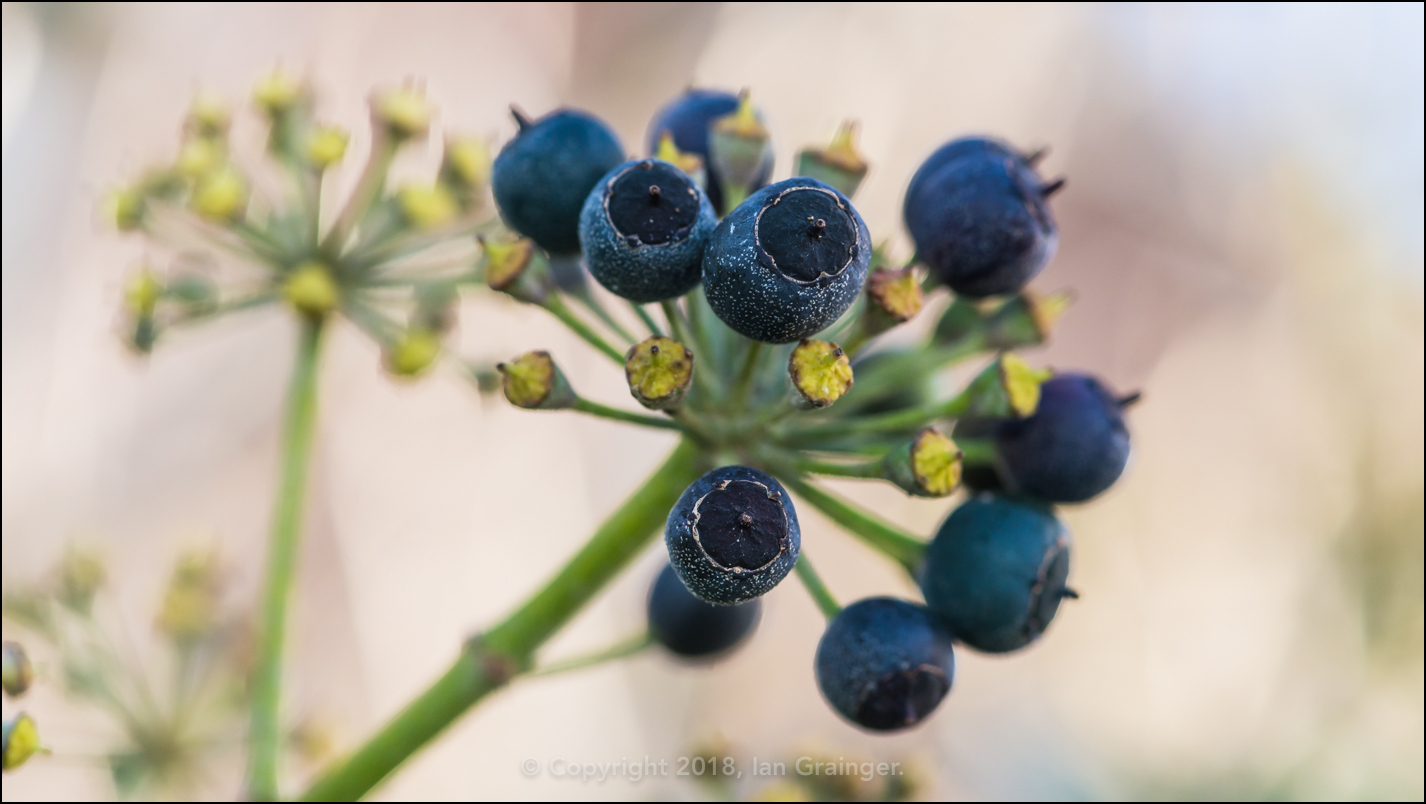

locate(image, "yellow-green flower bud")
[[865, 265, 924, 335], [709, 90, 773, 209], [789, 339, 854, 410], [482, 236, 552, 304], [373, 86, 432, 141], [176, 136, 225, 179], [106, 185, 146, 231], [624, 337, 694, 411], [441, 136, 492, 193], [795, 120, 869, 198], [961, 353, 1052, 419], [2, 642, 33, 698], [253, 69, 304, 116], [385, 329, 443, 378], [654, 131, 707, 190], [190, 164, 248, 222], [123, 268, 163, 317], [396, 183, 458, 230], [57, 547, 105, 613], [186, 91, 231, 139], [283, 262, 339, 319], [497, 351, 575, 410], [885, 427, 963, 498], [306, 125, 349, 169], [2, 713, 41, 771]]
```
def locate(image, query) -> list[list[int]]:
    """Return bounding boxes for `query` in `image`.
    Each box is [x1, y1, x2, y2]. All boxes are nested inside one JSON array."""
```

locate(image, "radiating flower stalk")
[[92, 75, 1098, 801]]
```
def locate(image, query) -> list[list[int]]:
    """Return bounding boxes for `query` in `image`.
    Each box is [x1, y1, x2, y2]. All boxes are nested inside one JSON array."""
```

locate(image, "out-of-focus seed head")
[[283, 262, 339, 319], [789, 339, 853, 410], [124, 268, 163, 317], [157, 548, 221, 642], [176, 137, 224, 179], [186, 91, 230, 139], [306, 125, 349, 169], [253, 69, 305, 117], [373, 86, 432, 141], [397, 184, 459, 230], [885, 427, 963, 498], [190, 165, 248, 222], [1, 642, 33, 699], [625, 336, 694, 411], [498, 351, 576, 410], [795, 121, 869, 198]]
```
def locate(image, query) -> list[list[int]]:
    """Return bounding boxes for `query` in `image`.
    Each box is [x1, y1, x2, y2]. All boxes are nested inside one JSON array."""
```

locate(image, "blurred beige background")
[[2, 2, 1422, 800]]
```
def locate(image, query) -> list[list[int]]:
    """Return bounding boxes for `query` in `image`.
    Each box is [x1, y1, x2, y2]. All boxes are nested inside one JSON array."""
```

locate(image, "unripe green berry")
[[788, 339, 853, 410], [386, 330, 443, 378], [498, 351, 575, 410], [625, 337, 693, 411]]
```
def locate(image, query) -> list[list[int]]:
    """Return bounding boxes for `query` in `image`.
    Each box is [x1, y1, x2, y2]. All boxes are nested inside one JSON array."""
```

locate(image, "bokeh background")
[[2, 2, 1421, 800]]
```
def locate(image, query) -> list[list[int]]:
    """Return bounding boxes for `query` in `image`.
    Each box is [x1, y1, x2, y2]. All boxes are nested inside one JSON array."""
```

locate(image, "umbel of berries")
[[492, 107, 624, 255], [921, 495, 1073, 653], [666, 466, 801, 605], [702, 177, 871, 343], [647, 88, 772, 214], [578, 159, 718, 303], [648, 563, 761, 658], [904, 136, 1062, 298], [815, 598, 955, 732], [968, 373, 1133, 503]]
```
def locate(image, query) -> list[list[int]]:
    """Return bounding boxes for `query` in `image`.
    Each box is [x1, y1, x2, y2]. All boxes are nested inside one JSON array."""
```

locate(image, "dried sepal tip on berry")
[[498, 351, 575, 410], [625, 337, 693, 411], [789, 339, 853, 410]]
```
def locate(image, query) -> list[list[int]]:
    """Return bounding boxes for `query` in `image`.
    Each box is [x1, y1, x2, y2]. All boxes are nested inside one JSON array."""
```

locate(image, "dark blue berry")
[[492, 108, 624, 256], [903, 137, 1059, 297], [921, 495, 1073, 653], [648, 563, 761, 658], [904, 136, 1024, 208], [815, 598, 955, 732], [646, 89, 772, 214], [992, 373, 1131, 503], [578, 159, 717, 303], [702, 177, 871, 343], [665, 466, 801, 605]]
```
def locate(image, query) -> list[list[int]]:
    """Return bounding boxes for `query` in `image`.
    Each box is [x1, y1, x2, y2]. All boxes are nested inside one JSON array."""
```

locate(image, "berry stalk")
[[775, 473, 926, 577], [246, 317, 325, 801], [300, 439, 704, 801]]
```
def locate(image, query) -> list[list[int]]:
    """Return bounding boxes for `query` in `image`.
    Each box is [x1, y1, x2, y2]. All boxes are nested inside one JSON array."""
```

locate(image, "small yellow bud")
[[386, 329, 443, 378], [714, 90, 767, 139], [999, 353, 1053, 418], [2, 713, 41, 771], [373, 86, 432, 140], [253, 69, 304, 115], [306, 125, 349, 169], [396, 184, 458, 230], [187, 91, 230, 138], [483, 237, 535, 291], [124, 268, 163, 316], [624, 337, 694, 411], [909, 428, 963, 496], [106, 185, 146, 231], [498, 351, 575, 410], [157, 548, 222, 642], [654, 131, 706, 183], [176, 136, 224, 178], [442, 137, 492, 190], [283, 262, 339, 318], [190, 165, 248, 222], [788, 339, 854, 409]]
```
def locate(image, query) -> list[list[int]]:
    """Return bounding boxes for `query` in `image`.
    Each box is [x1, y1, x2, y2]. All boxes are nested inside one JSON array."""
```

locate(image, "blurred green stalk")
[[247, 318, 325, 801], [300, 438, 704, 801]]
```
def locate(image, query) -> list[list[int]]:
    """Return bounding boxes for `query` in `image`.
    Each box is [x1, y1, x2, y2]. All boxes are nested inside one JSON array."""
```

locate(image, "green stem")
[[572, 398, 683, 431], [784, 386, 971, 441], [631, 303, 664, 338], [731, 340, 764, 410], [956, 436, 998, 465], [570, 287, 638, 346], [322, 133, 397, 255], [246, 316, 325, 801], [660, 299, 693, 347], [542, 295, 626, 363], [835, 338, 985, 417], [795, 455, 886, 480], [794, 555, 841, 619], [776, 474, 926, 577], [299, 440, 704, 801], [528, 632, 654, 678]]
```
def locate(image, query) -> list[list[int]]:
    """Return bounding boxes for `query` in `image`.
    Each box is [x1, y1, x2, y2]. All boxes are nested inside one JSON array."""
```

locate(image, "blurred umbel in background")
[[2, 3, 1421, 800]]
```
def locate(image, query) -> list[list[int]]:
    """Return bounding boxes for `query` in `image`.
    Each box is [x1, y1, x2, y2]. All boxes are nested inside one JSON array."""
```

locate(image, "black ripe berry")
[[647, 563, 760, 658]]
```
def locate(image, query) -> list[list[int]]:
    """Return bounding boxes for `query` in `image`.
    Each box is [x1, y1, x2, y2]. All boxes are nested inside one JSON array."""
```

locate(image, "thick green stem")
[[572, 398, 683, 431], [543, 295, 626, 363], [299, 439, 704, 801], [794, 555, 842, 619], [777, 474, 926, 577], [246, 317, 325, 801]]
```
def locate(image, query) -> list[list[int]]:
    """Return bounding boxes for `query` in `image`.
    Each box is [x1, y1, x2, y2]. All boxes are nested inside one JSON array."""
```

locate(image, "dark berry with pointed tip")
[[903, 138, 1058, 297], [578, 159, 717, 303], [815, 598, 955, 732], [702, 177, 871, 343], [648, 563, 761, 658], [921, 495, 1072, 653], [492, 108, 624, 255], [646, 89, 772, 214], [992, 373, 1131, 503], [665, 466, 801, 605]]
